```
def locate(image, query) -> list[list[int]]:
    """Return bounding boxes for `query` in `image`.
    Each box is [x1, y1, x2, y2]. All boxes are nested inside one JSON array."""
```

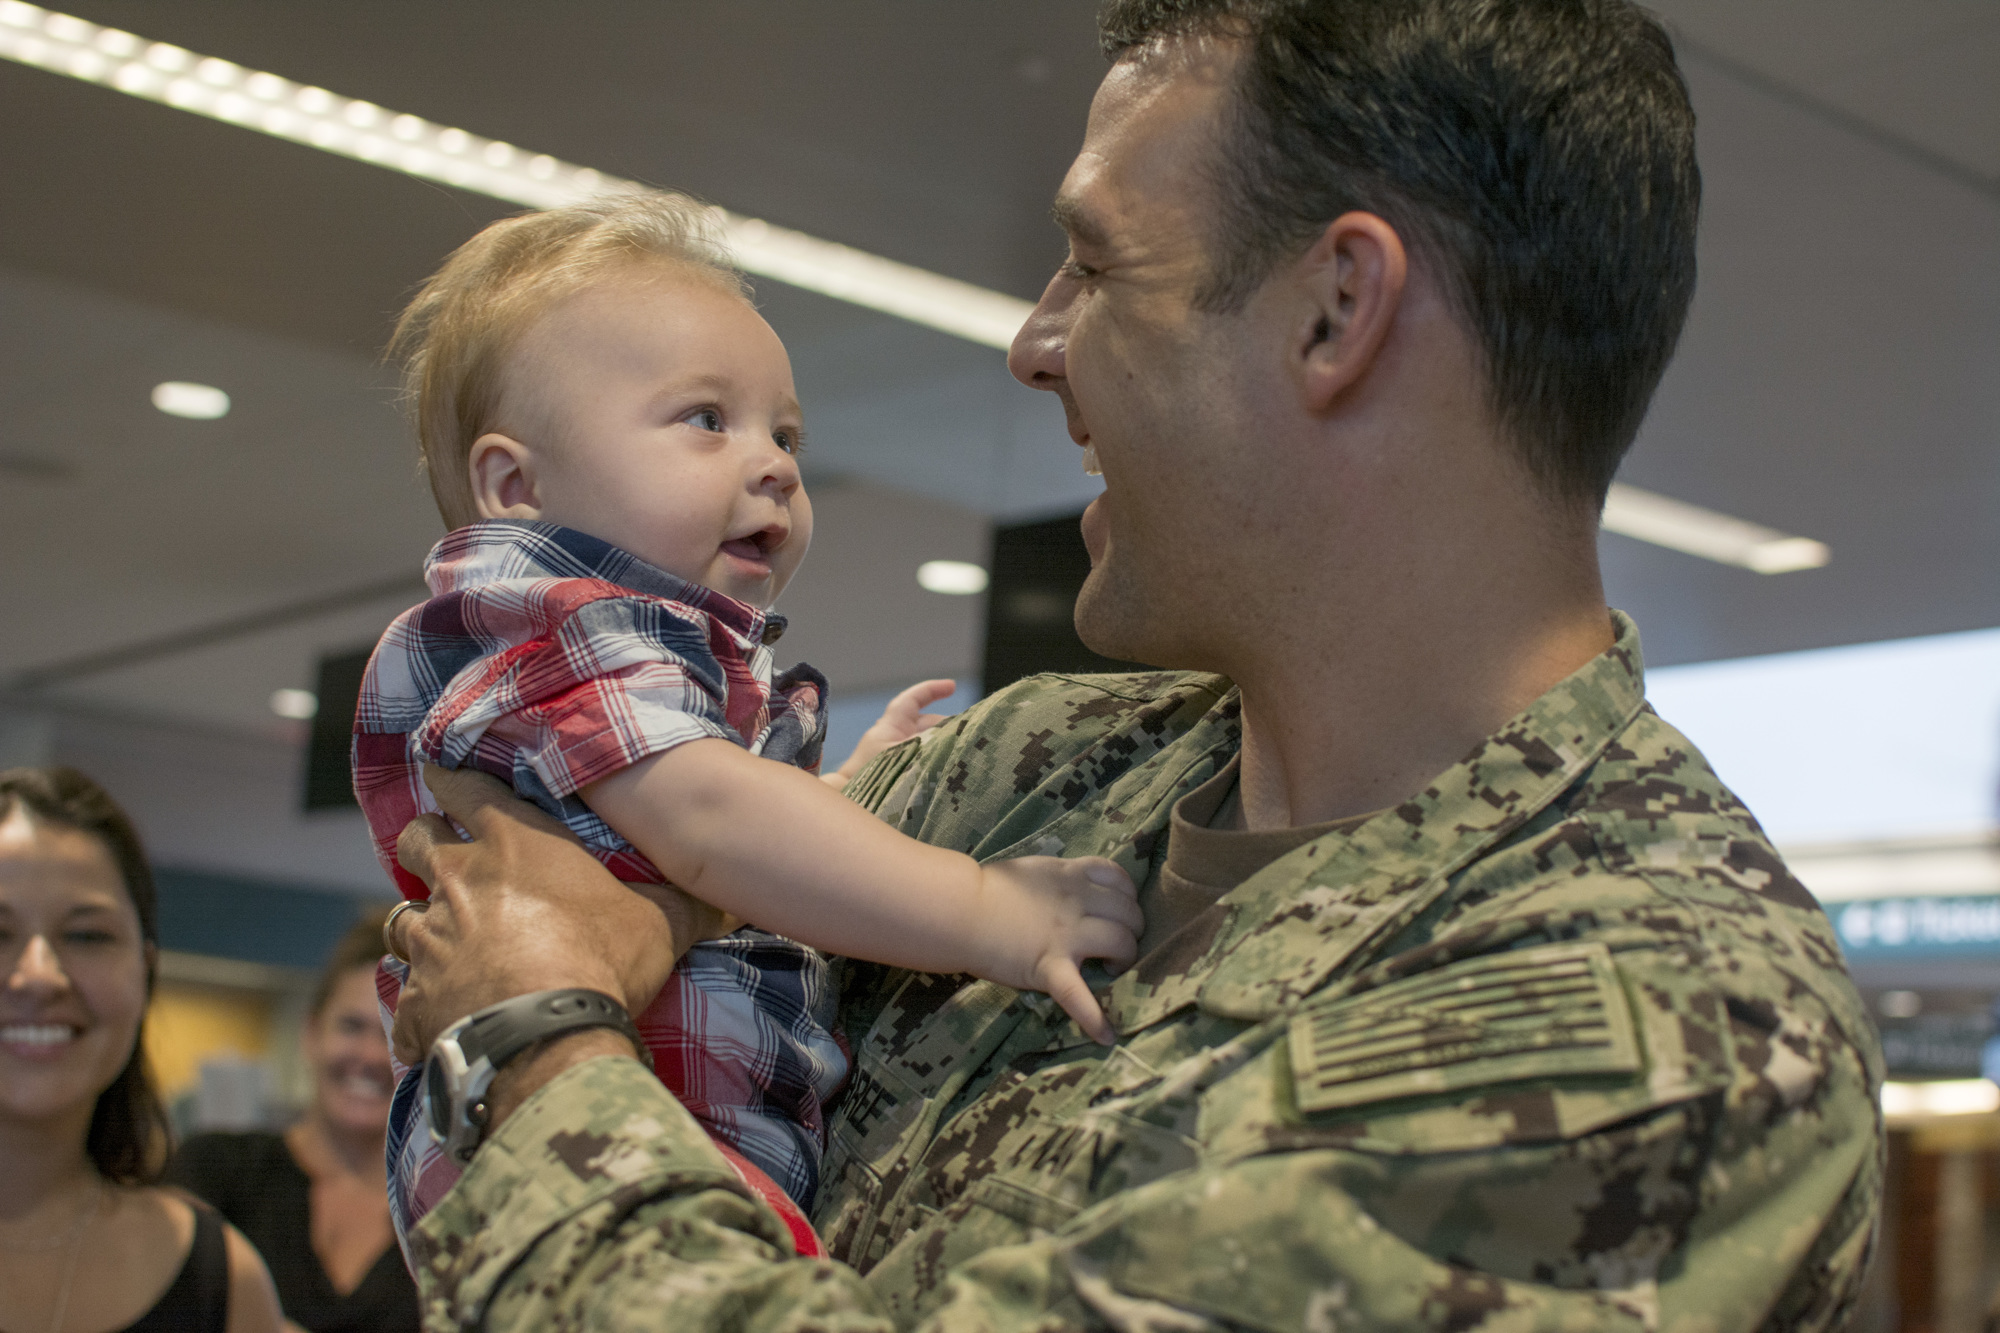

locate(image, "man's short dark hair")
[[1099, 0, 1700, 507]]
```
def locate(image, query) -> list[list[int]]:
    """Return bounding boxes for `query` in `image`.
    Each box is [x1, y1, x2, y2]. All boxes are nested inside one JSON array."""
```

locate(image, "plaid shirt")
[[354, 520, 846, 1255]]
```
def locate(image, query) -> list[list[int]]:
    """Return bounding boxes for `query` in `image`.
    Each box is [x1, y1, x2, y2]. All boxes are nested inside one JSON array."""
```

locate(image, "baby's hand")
[[974, 856, 1142, 1045], [826, 679, 958, 786]]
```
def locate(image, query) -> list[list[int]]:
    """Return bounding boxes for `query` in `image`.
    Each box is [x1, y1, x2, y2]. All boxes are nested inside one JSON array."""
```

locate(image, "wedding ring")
[[383, 898, 431, 964]]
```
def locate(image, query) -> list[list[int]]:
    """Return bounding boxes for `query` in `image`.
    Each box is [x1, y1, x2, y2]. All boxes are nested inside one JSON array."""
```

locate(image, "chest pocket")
[[862, 1042, 1203, 1319], [820, 978, 1036, 1268], [820, 1061, 934, 1268], [960, 1092, 1201, 1232]]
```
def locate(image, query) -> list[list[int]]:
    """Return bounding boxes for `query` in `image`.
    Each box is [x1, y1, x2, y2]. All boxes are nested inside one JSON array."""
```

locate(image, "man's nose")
[[1008, 273, 1071, 390], [8, 934, 71, 994]]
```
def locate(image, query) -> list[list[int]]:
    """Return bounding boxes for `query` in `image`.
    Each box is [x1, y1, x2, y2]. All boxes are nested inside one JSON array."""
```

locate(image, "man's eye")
[[1060, 258, 1099, 281], [688, 408, 724, 432], [64, 930, 115, 946]]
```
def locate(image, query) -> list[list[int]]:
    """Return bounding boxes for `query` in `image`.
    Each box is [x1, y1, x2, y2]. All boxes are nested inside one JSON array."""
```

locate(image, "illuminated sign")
[[1831, 896, 2000, 956]]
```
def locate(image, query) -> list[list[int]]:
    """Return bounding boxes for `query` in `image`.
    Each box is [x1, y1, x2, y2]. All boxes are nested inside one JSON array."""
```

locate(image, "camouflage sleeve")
[[410, 1054, 898, 1332], [415, 1015, 1875, 1333], [416, 1049, 1660, 1332]]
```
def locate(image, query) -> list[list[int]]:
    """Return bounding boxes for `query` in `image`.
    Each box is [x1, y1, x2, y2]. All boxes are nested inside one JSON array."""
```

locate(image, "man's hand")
[[825, 678, 957, 786], [388, 765, 730, 1066]]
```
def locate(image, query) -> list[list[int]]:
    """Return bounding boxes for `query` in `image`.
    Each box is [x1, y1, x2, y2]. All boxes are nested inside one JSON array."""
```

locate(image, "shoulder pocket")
[[842, 736, 925, 815], [1289, 941, 1642, 1115]]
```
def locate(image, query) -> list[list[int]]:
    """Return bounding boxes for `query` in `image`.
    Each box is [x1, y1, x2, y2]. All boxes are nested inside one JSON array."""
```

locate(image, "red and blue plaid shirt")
[[355, 520, 845, 1255]]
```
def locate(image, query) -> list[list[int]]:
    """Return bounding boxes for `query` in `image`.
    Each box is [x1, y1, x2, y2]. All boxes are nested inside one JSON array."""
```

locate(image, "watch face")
[[425, 1052, 453, 1138]]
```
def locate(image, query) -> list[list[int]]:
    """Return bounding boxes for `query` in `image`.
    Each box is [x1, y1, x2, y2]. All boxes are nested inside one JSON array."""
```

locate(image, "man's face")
[[502, 267, 813, 609], [1009, 42, 1277, 669]]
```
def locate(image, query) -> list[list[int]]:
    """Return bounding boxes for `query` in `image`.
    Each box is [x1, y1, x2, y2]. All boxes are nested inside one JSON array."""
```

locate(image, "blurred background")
[[0, 4, 1993, 1327]]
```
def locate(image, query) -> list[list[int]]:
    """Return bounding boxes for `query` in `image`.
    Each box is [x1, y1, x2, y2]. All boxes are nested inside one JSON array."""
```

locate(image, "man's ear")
[[467, 433, 544, 519], [1292, 211, 1408, 414]]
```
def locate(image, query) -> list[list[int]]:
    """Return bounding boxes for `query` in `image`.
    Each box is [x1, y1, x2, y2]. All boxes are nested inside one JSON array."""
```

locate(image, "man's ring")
[[383, 899, 431, 964]]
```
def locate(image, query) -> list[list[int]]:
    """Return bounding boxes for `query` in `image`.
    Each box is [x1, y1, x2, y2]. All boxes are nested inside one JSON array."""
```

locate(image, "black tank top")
[[122, 1203, 229, 1333]]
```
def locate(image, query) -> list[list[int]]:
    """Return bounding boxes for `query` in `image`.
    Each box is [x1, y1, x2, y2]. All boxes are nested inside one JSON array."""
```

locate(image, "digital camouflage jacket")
[[412, 613, 1884, 1332]]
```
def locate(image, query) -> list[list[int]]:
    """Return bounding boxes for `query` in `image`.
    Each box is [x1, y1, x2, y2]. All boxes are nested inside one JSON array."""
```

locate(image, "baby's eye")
[[687, 407, 724, 433], [774, 428, 805, 455]]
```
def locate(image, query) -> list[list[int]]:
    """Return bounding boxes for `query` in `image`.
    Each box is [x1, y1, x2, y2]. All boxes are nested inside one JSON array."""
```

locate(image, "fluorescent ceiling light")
[[1881, 1078, 2000, 1119], [1, 4, 1830, 574], [917, 560, 990, 595], [1878, 989, 1922, 1020], [1602, 483, 1829, 574], [269, 687, 318, 719], [0, 2, 1032, 350], [151, 380, 230, 419]]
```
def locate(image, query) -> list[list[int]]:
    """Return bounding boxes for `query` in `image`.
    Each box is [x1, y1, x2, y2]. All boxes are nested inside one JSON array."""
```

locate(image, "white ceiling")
[[0, 0, 1994, 783]]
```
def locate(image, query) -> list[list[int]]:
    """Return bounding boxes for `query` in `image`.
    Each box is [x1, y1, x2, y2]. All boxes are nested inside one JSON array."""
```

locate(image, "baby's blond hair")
[[389, 189, 748, 529]]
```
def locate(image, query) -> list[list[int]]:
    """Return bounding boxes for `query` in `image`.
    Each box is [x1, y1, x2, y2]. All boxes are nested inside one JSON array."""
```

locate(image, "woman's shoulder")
[[217, 1217, 285, 1333], [115, 1182, 198, 1252], [112, 1187, 282, 1333]]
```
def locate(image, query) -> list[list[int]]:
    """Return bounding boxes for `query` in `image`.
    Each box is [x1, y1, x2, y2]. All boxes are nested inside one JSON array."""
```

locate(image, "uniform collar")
[[425, 518, 785, 645], [1098, 612, 1649, 1032]]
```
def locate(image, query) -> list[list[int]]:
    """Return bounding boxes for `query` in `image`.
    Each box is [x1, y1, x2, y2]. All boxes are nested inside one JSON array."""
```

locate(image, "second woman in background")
[[171, 911, 417, 1333]]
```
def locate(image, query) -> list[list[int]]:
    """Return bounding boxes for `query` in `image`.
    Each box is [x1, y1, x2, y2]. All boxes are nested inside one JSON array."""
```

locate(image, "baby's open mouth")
[[721, 526, 785, 567]]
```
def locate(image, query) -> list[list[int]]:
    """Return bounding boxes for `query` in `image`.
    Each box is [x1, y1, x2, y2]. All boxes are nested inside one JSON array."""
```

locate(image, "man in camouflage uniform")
[[387, 1, 1884, 1329]]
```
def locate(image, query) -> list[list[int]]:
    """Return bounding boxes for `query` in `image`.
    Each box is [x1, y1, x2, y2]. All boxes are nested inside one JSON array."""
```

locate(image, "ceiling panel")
[[0, 0, 1992, 755], [50, 0, 1103, 303], [1602, 53, 2000, 665], [1649, 0, 2000, 184]]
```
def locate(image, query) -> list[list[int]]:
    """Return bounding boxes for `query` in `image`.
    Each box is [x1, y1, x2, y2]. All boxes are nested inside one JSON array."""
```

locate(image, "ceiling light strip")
[[1, 4, 1833, 575], [1603, 483, 1829, 574], [0, 1, 1033, 349]]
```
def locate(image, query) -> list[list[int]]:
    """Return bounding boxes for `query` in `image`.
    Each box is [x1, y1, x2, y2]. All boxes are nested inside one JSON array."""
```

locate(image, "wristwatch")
[[424, 988, 648, 1164]]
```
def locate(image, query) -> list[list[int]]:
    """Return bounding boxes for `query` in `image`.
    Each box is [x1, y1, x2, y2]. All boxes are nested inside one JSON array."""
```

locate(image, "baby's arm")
[[583, 739, 1140, 1042]]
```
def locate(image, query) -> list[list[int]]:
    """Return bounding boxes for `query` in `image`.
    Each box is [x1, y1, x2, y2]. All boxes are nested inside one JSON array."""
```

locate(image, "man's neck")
[[1229, 562, 1613, 833]]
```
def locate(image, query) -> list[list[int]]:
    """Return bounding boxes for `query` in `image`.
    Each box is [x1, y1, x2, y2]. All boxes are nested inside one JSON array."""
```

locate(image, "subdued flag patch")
[[1289, 941, 1642, 1115]]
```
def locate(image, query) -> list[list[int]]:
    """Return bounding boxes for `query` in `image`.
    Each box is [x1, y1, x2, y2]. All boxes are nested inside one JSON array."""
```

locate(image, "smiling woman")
[[169, 909, 418, 1333], [0, 766, 282, 1333]]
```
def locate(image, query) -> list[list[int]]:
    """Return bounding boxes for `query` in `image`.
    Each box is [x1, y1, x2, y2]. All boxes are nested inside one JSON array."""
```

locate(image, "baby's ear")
[[468, 433, 543, 519]]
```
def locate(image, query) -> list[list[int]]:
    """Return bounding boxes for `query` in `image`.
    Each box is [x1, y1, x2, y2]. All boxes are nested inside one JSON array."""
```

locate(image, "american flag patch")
[[1288, 941, 1641, 1115]]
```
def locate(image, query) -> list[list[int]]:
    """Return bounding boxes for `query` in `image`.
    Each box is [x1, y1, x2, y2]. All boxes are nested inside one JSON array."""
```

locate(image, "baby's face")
[[491, 266, 811, 608]]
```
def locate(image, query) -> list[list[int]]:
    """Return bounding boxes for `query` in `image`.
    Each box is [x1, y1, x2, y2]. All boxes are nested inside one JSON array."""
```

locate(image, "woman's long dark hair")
[[0, 766, 172, 1184]]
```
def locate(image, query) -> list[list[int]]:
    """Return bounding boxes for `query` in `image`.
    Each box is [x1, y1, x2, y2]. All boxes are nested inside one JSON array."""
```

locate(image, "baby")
[[352, 190, 1140, 1252]]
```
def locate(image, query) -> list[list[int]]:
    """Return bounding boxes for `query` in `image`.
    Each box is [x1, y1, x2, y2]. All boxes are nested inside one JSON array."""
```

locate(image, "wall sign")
[[1832, 896, 2000, 956]]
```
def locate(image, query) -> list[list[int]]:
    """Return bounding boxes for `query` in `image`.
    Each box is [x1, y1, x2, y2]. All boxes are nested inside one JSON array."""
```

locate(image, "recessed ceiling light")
[[1602, 483, 1829, 575], [269, 687, 318, 719], [151, 380, 230, 420], [917, 560, 990, 595]]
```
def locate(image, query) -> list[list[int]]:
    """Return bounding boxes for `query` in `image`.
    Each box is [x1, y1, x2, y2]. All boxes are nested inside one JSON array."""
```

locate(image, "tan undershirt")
[[1139, 757, 1380, 956]]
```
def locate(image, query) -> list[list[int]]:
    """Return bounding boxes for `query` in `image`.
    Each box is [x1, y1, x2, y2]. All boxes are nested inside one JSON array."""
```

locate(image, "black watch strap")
[[457, 988, 649, 1074]]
